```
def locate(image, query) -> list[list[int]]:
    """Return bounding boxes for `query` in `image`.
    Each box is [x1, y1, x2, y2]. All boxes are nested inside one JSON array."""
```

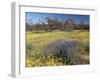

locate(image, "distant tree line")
[[26, 17, 89, 32]]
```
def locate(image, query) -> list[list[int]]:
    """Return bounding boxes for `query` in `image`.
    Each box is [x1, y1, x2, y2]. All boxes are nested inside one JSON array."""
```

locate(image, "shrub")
[[44, 39, 83, 65], [78, 42, 89, 55]]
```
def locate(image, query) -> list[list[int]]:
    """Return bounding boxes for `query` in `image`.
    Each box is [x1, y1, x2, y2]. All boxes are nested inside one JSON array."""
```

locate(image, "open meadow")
[[26, 30, 89, 67]]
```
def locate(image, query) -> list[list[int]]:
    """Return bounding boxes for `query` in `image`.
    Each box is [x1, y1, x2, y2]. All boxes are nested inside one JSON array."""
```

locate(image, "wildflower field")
[[25, 30, 89, 67]]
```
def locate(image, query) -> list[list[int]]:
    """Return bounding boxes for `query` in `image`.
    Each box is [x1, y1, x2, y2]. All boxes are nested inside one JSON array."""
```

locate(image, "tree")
[[45, 17, 54, 32], [26, 19, 33, 31], [64, 19, 75, 31], [41, 22, 48, 32], [45, 17, 64, 31]]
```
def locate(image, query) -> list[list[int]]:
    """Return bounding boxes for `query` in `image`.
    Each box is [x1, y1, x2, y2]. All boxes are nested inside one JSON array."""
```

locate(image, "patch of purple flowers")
[[44, 39, 82, 65]]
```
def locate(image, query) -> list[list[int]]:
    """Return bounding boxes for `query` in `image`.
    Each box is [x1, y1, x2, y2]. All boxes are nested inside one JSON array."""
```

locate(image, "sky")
[[26, 12, 89, 25]]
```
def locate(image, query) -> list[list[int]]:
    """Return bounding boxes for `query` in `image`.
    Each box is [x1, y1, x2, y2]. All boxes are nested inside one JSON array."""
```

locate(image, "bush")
[[78, 42, 89, 55], [44, 39, 83, 65]]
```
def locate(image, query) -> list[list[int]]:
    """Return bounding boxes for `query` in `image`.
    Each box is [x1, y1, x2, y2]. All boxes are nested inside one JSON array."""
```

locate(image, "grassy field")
[[25, 30, 89, 67]]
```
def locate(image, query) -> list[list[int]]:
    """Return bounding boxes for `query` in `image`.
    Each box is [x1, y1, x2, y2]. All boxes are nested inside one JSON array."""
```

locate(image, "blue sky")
[[26, 12, 89, 25]]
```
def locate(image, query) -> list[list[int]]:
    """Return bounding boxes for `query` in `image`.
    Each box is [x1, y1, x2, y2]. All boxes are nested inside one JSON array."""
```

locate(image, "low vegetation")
[[26, 30, 89, 67]]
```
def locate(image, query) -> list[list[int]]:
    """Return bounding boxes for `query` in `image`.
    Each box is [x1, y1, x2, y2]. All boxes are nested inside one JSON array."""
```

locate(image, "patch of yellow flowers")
[[26, 56, 64, 67]]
